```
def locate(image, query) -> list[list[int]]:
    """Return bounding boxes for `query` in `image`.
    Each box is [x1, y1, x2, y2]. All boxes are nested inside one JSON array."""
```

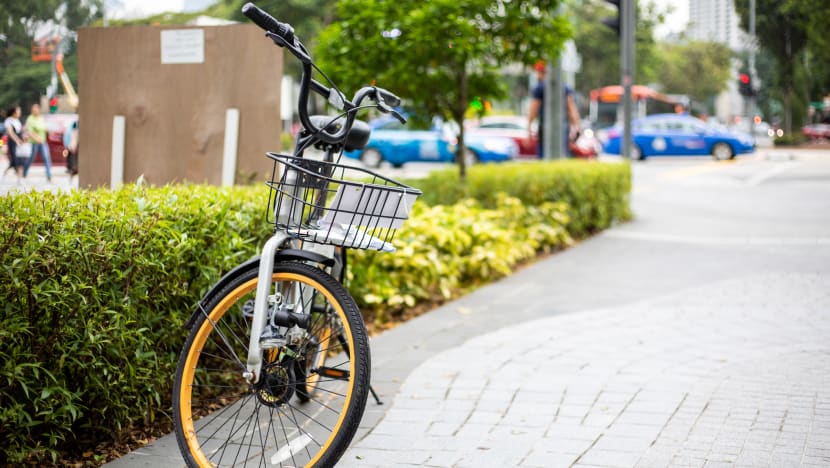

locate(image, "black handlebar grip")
[[242, 2, 295, 44]]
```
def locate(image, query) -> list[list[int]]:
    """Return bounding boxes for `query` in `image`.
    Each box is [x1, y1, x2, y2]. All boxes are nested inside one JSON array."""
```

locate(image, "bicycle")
[[172, 3, 421, 467]]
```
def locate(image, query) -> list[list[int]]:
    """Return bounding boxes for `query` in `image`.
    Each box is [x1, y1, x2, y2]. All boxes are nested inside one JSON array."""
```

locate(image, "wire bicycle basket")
[[266, 153, 422, 252]]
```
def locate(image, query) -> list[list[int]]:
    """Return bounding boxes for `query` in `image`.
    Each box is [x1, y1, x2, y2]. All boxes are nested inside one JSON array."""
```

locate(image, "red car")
[[466, 116, 600, 158], [802, 124, 830, 140], [466, 116, 539, 158], [43, 113, 78, 166]]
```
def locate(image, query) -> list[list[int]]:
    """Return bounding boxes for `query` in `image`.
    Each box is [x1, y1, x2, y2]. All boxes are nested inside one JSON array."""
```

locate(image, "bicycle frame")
[[239, 3, 405, 385], [245, 146, 341, 383]]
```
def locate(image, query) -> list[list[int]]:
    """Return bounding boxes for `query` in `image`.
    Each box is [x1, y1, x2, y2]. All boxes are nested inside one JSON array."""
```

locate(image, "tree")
[[734, 0, 808, 133], [655, 41, 732, 110], [0, 1, 101, 112], [315, 0, 571, 178], [571, 0, 662, 100]]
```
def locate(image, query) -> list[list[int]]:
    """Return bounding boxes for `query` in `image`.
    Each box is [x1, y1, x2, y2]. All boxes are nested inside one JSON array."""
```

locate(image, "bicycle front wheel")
[[173, 261, 370, 468]]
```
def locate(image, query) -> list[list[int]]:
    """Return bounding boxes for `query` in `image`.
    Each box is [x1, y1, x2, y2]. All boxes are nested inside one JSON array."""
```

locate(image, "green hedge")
[[774, 132, 808, 146], [0, 185, 269, 463], [0, 160, 630, 463], [350, 194, 573, 324], [411, 160, 632, 236]]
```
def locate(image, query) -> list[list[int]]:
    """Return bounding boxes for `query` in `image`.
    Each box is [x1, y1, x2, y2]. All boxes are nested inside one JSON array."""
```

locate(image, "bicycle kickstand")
[[369, 384, 383, 405]]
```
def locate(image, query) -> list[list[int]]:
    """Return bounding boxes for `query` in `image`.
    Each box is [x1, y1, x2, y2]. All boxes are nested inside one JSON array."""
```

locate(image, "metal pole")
[[544, 61, 564, 159], [542, 64, 553, 159], [621, 0, 635, 159], [748, 0, 756, 137]]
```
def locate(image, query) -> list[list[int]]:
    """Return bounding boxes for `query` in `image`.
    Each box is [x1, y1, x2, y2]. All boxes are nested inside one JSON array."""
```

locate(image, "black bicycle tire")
[[173, 260, 370, 468]]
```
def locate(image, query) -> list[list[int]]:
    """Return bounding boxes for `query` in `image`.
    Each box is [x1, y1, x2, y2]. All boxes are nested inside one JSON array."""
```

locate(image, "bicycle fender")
[[184, 249, 336, 329]]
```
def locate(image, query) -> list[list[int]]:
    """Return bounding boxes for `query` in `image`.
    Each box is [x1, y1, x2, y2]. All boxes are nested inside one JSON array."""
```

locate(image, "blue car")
[[603, 114, 755, 160], [344, 116, 518, 168]]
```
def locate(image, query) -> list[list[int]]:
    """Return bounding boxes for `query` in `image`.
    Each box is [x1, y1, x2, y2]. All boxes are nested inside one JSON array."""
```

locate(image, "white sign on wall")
[[161, 29, 204, 64]]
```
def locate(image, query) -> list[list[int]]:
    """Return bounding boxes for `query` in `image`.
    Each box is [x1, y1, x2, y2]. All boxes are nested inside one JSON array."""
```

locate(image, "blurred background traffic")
[[2, 0, 829, 176]]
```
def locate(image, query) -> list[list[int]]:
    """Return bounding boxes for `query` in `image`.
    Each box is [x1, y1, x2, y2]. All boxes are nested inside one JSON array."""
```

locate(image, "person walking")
[[22, 103, 52, 182], [63, 118, 79, 177], [527, 62, 581, 158], [3, 105, 25, 183]]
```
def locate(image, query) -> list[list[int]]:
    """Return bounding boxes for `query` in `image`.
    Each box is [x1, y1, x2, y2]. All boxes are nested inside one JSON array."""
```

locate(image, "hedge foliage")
[[350, 194, 572, 323], [411, 160, 632, 236], [0, 184, 269, 464], [0, 159, 629, 464]]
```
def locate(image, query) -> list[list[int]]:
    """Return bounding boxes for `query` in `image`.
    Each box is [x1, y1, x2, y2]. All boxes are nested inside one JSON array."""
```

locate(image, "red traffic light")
[[740, 73, 750, 84]]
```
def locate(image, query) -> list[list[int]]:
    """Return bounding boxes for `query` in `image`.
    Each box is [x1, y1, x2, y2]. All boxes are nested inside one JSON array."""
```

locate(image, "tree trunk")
[[784, 79, 793, 135], [456, 67, 468, 180]]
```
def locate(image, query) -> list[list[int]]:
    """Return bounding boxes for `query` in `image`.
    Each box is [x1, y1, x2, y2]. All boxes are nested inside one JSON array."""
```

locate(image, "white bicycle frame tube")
[[246, 231, 290, 382]]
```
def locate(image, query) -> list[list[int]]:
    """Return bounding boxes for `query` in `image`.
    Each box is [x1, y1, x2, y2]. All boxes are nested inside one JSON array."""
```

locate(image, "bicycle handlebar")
[[241, 2, 405, 146], [241, 3, 295, 46]]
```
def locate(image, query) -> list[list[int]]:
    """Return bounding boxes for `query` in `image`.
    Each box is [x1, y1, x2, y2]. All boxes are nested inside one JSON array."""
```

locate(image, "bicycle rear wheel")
[[173, 260, 370, 467]]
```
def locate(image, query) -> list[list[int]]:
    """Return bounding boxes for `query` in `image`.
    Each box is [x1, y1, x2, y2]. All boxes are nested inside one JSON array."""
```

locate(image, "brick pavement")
[[341, 273, 830, 467]]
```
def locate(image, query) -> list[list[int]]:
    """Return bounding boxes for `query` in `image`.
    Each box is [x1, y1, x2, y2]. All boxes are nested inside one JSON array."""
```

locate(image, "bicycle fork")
[[243, 231, 383, 404], [244, 231, 291, 383]]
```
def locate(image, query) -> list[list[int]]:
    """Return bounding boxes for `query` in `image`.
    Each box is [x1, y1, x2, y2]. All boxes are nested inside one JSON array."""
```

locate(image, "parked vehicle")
[[174, 4, 424, 467], [733, 120, 774, 148], [603, 113, 754, 160], [44, 113, 78, 165], [344, 116, 518, 167], [802, 123, 830, 140], [466, 116, 602, 159], [466, 116, 538, 158]]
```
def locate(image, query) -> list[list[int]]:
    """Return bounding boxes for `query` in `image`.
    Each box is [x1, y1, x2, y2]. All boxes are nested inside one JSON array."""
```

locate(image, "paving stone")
[[520, 450, 581, 467], [591, 434, 654, 453], [577, 448, 643, 467]]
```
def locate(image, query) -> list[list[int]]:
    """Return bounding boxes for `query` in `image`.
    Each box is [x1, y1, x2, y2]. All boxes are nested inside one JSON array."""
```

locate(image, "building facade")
[[687, 0, 752, 124]]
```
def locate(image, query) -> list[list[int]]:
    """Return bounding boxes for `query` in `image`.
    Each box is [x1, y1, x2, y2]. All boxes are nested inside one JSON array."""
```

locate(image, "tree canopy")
[[315, 0, 572, 176], [655, 41, 732, 109], [734, 0, 811, 132], [570, 0, 661, 100], [0, 1, 101, 113]]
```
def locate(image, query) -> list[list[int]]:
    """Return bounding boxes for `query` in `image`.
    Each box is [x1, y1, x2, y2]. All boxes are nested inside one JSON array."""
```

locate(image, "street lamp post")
[[621, 0, 635, 160]]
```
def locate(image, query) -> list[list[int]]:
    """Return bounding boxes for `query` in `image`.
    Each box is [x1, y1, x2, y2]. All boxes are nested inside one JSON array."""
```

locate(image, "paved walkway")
[[341, 273, 830, 467], [0, 164, 78, 195]]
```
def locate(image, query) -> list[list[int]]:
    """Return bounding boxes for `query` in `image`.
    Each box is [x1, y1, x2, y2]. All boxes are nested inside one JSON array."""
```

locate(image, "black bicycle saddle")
[[308, 115, 371, 151]]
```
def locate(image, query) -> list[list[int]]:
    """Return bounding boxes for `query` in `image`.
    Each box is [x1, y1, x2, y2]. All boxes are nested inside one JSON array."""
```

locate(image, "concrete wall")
[[78, 24, 282, 188]]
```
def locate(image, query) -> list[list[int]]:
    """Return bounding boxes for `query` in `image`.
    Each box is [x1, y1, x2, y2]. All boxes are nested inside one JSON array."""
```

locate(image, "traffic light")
[[602, 0, 621, 36], [49, 96, 58, 113], [738, 73, 754, 97]]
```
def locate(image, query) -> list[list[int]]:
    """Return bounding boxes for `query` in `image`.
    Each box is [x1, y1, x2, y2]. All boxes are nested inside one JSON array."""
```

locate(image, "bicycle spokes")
[[175, 263, 368, 467]]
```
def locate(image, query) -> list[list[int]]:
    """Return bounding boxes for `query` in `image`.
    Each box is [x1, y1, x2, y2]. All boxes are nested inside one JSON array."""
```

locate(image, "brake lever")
[[378, 88, 401, 107], [390, 109, 407, 124], [265, 31, 311, 63], [377, 100, 393, 113]]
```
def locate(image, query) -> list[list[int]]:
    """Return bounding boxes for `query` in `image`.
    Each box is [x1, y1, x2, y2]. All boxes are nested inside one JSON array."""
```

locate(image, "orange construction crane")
[[55, 53, 79, 109], [31, 35, 79, 111], [31, 36, 60, 62]]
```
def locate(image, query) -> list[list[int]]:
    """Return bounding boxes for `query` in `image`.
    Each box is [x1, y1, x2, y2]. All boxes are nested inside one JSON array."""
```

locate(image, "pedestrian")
[[22, 103, 52, 182], [63, 117, 78, 177], [527, 61, 581, 158], [3, 105, 25, 183]]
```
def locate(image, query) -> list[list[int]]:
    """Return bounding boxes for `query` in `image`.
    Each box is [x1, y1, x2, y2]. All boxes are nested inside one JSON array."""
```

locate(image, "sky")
[[103, 0, 216, 20], [104, 0, 690, 39], [650, 0, 689, 39]]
